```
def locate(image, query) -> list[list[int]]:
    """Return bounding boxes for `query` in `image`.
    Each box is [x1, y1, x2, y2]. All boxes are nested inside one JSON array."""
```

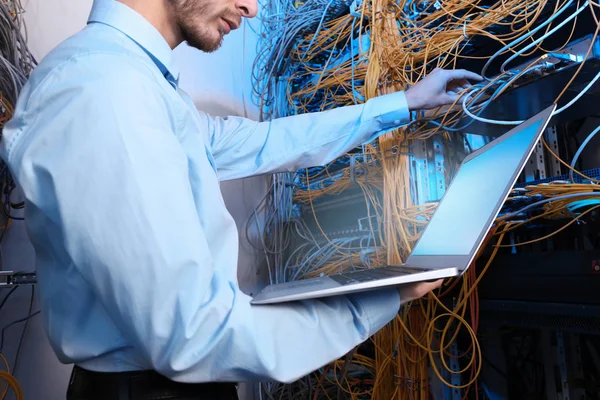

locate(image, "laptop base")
[[250, 266, 459, 305]]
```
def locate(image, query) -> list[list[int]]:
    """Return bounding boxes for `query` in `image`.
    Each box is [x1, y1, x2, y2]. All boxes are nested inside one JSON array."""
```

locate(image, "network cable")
[[251, 0, 600, 398]]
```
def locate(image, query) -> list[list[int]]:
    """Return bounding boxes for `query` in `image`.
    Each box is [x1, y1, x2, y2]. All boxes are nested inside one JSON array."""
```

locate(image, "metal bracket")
[[431, 138, 446, 202], [0, 271, 37, 287], [349, 155, 357, 185], [524, 137, 547, 182], [412, 139, 430, 205], [541, 329, 558, 400], [556, 331, 571, 400], [567, 333, 586, 400], [544, 126, 562, 178]]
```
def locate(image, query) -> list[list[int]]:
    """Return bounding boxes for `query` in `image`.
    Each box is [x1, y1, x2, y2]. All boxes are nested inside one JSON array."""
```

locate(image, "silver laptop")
[[251, 104, 556, 305]]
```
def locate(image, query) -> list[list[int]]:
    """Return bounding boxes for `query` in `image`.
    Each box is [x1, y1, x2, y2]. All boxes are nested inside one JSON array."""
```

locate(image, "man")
[[1, 0, 481, 398]]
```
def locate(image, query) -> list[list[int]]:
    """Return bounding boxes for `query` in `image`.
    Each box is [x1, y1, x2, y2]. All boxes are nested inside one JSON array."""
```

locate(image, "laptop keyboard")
[[262, 278, 330, 293], [329, 265, 425, 286]]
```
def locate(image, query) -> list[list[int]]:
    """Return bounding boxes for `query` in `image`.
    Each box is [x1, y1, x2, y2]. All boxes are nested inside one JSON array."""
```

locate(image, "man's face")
[[170, 0, 258, 52]]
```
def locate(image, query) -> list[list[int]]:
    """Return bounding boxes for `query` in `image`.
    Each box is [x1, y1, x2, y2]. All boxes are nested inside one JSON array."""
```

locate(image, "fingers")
[[398, 279, 445, 302], [442, 92, 462, 105], [409, 69, 480, 110], [417, 279, 444, 296], [443, 69, 483, 82], [457, 78, 471, 90], [446, 77, 476, 105]]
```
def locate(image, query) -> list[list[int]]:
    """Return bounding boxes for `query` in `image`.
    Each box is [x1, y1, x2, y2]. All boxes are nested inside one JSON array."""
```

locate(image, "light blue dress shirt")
[[1, 0, 411, 383]]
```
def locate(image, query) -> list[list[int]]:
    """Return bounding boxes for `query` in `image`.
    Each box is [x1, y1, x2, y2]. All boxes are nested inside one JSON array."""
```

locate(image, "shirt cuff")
[[366, 91, 410, 128], [348, 287, 400, 337], [363, 91, 411, 144]]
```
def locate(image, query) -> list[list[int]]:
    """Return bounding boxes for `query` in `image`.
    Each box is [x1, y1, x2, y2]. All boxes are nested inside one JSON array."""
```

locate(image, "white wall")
[[22, 0, 94, 60], [1, 1, 266, 398]]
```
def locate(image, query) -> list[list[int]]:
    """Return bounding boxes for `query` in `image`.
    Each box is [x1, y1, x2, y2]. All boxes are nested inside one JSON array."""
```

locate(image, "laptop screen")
[[410, 118, 544, 257]]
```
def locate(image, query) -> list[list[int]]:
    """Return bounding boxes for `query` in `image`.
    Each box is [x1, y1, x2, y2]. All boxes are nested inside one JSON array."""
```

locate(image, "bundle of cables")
[[0, 0, 34, 224], [0, 0, 37, 398], [252, 0, 600, 398]]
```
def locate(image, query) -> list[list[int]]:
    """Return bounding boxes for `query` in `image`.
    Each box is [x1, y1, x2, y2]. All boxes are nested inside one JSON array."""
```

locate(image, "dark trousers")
[[67, 366, 239, 400]]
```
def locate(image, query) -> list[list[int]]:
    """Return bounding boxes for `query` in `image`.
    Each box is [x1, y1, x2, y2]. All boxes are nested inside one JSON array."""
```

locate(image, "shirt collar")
[[88, 0, 180, 88]]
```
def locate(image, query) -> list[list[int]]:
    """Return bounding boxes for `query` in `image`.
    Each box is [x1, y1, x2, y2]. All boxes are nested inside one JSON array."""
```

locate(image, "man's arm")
[[10, 61, 402, 383], [207, 68, 482, 181], [206, 92, 409, 181]]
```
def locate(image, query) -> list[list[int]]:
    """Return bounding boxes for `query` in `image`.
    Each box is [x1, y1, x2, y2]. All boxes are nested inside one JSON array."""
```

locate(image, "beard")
[[180, 17, 224, 53], [171, 0, 225, 52]]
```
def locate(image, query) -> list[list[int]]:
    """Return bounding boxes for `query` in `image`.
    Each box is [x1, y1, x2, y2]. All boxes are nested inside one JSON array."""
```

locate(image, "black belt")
[[67, 366, 239, 400]]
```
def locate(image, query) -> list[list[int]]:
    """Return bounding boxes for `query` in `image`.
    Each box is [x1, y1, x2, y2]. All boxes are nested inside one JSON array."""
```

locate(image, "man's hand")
[[397, 279, 444, 303], [405, 68, 483, 111]]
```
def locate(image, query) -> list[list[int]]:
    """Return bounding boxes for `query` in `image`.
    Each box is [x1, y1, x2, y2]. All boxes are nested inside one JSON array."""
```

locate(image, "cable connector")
[[547, 52, 585, 63], [349, 0, 364, 18]]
